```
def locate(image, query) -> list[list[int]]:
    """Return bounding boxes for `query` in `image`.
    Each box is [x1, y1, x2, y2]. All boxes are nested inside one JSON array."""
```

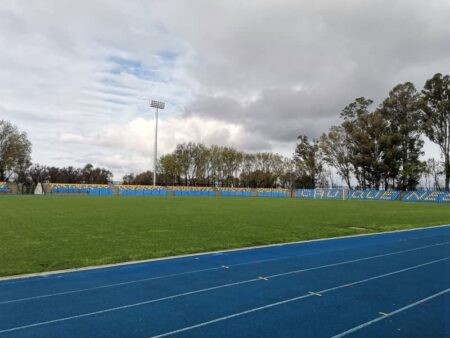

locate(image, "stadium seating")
[[118, 185, 167, 196], [349, 190, 401, 201], [218, 188, 253, 197], [314, 188, 344, 200], [295, 188, 344, 200], [295, 189, 315, 198], [0, 182, 8, 193], [257, 188, 289, 198], [18, 182, 450, 203], [49, 184, 113, 195], [171, 186, 215, 197], [402, 190, 450, 203]]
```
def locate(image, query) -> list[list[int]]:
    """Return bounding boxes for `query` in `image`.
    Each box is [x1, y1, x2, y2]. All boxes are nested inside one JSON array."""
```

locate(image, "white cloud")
[[0, 0, 448, 179], [58, 115, 270, 178]]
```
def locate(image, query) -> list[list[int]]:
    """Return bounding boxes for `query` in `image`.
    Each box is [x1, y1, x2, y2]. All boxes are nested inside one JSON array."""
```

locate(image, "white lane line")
[[0, 278, 259, 334], [308, 291, 322, 297], [150, 257, 450, 338], [0, 266, 224, 305], [0, 244, 448, 334], [264, 241, 450, 279], [331, 287, 450, 338], [2, 239, 449, 305]]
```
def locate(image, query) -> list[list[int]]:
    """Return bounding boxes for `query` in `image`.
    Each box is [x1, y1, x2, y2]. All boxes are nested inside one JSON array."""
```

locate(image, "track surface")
[[0, 226, 449, 337]]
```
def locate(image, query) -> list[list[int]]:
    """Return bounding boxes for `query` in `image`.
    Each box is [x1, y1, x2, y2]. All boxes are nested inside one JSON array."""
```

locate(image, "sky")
[[0, 0, 448, 180]]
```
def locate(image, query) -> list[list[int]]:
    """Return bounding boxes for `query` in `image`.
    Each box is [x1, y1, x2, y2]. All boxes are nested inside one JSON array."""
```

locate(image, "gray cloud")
[[176, 0, 450, 143], [0, 0, 448, 178]]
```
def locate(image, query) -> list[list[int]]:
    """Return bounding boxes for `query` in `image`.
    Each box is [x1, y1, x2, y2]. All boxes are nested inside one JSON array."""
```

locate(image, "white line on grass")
[[150, 257, 450, 338], [331, 288, 450, 337], [2, 238, 449, 305], [0, 244, 448, 334]]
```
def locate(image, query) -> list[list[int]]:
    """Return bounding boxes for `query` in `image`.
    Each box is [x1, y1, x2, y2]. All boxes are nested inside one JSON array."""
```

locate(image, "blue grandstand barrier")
[[118, 185, 167, 196], [172, 187, 215, 196], [49, 184, 113, 195], [0, 182, 8, 193], [402, 190, 450, 203], [218, 188, 252, 197], [314, 188, 344, 200], [295, 189, 315, 198], [349, 190, 401, 201], [257, 189, 289, 198], [38, 183, 450, 202], [295, 188, 344, 200]]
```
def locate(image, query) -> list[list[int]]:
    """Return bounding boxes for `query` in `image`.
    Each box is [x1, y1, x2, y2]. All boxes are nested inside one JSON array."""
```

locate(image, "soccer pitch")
[[1, 196, 449, 277]]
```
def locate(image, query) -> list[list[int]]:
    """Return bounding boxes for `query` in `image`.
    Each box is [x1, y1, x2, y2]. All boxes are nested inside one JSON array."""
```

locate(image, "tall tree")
[[173, 142, 194, 185], [340, 97, 390, 189], [379, 82, 425, 190], [122, 173, 135, 185], [221, 147, 243, 187], [133, 171, 153, 185], [28, 164, 49, 184], [159, 154, 181, 186], [0, 120, 32, 182], [294, 135, 323, 188], [319, 126, 353, 188], [422, 158, 443, 190], [421, 73, 450, 190]]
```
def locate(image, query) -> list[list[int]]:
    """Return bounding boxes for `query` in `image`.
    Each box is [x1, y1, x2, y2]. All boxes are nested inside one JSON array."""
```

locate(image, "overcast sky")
[[1, 0, 448, 179]]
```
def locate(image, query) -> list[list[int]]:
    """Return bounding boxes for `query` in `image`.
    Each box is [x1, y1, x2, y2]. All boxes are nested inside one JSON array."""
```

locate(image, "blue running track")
[[0, 225, 449, 337]]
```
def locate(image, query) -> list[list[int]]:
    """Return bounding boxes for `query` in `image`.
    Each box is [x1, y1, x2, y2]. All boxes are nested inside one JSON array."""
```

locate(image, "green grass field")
[[1, 196, 449, 277]]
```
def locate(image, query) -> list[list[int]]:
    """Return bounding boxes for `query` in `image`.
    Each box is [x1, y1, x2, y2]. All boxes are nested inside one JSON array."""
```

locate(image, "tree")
[[240, 152, 284, 188], [339, 98, 390, 189], [133, 171, 153, 185], [206, 145, 224, 186], [82, 164, 95, 183], [173, 142, 193, 185], [319, 126, 353, 188], [28, 164, 49, 184], [73, 164, 112, 184], [58, 166, 81, 183], [379, 82, 425, 190], [190, 143, 210, 186], [122, 173, 135, 185], [421, 73, 450, 190], [294, 135, 323, 188], [0, 120, 32, 182], [159, 154, 181, 186], [221, 147, 243, 187], [422, 158, 443, 190]]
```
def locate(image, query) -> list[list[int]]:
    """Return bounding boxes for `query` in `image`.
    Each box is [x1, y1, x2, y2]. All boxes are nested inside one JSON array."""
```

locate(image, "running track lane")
[[0, 225, 449, 337]]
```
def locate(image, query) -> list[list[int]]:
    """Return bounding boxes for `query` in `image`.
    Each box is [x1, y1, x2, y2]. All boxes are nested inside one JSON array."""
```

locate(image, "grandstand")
[[402, 190, 450, 203], [118, 185, 168, 196], [257, 188, 289, 198], [171, 186, 215, 196], [348, 190, 401, 201], [0, 182, 8, 193], [2, 182, 449, 203], [218, 187, 253, 197], [49, 184, 113, 195]]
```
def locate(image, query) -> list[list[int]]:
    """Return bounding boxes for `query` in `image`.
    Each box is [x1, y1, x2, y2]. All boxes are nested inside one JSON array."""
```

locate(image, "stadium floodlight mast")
[[150, 100, 165, 186]]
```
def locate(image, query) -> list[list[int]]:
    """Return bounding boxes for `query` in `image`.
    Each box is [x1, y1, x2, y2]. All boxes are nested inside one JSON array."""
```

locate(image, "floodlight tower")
[[150, 100, 165, 186]]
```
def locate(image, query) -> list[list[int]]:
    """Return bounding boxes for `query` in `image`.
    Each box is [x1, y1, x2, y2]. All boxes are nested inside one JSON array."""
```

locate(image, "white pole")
[[153, 107, 158, 186]]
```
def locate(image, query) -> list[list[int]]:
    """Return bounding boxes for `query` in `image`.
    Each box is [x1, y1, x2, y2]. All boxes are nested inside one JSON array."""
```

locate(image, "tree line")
[[27, 163, 113, 185], [1, 73, 449, 190], [316, 74, 449, 190], [141, 144, 297, 188], [126, 73, 449, 191]]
